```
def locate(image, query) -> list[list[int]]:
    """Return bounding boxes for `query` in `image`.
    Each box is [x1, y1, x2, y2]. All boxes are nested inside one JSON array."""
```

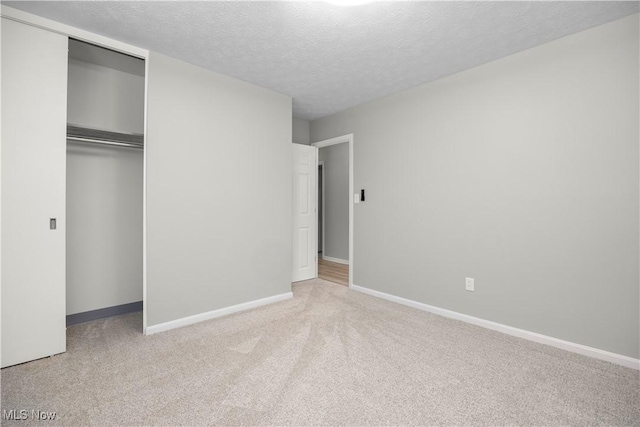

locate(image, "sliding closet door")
[[1, 19, 68, 367]]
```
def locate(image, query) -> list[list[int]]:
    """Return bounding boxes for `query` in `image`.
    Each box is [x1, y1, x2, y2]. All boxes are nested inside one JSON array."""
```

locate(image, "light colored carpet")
[[1, 279, 638, 426]]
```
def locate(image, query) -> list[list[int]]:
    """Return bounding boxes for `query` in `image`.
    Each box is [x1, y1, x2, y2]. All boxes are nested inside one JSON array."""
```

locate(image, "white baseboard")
[[351, 284, 639, 370], [145, 291, 293, 335], [322, 255, 349, 265]]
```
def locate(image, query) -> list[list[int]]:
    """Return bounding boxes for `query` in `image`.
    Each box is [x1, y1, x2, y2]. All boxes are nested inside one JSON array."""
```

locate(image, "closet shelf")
[[67, 124, 144, 149]]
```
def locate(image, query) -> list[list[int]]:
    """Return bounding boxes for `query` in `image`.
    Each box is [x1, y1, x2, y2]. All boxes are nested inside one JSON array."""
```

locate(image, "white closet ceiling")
[[7, 1, 638, 120], [69, 39, 144, 77]]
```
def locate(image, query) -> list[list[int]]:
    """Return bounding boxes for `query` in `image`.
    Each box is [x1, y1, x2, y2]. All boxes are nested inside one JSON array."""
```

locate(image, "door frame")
[[311, 134, 354, 288]]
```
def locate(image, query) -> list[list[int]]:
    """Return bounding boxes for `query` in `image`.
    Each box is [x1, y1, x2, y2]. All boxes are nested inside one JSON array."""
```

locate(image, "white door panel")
[[1, 19, 68, 367], [292, 144, 317, 282]]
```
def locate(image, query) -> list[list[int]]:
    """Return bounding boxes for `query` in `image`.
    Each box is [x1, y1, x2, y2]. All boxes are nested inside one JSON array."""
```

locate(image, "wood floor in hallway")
[[318, 255, 349, 286]]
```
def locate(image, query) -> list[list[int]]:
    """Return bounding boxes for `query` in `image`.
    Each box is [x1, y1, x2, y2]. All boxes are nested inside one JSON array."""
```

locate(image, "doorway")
[[312, 134, 354, 287], [65, 39, 145, 330]]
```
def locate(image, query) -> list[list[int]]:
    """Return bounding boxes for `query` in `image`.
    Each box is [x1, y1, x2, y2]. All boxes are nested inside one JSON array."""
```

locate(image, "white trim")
[[145, 292, 293, 335], [351, 284, 640, 370], [142, 53, 150, 334], [312, 134, 354, 288], [322, 255, 349, 265], [1, 6, 148, 59], [313, 134, 351, 149]]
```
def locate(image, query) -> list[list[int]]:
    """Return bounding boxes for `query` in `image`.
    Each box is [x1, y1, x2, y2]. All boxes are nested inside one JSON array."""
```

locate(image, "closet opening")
[[65, 39, 145, 331]]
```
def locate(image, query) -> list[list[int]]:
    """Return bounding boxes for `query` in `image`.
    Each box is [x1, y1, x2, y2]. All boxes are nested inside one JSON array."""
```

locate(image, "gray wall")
[[293, 117, 310, 144], [66, 58, 144, 315], [146, 52, 292, 327], [310, 15, 639, 358], [67, 58, 144, 133], [318, 165, 323, 252], [319, 143, 349, 262]]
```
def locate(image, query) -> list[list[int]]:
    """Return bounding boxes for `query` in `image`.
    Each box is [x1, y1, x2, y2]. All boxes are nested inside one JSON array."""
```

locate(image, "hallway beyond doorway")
[[318, 255, 348, 286]]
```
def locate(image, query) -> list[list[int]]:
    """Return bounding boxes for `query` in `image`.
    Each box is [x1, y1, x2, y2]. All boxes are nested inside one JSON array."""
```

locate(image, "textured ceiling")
[[5, 1, 639, 120]]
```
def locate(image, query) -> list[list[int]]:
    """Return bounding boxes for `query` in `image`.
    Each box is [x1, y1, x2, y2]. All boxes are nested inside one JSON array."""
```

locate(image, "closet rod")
[[67, 136, 143, 150]]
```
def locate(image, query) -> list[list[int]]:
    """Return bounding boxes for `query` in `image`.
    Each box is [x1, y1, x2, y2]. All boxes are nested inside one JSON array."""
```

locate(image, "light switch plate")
[[465, 277, 474, 291]]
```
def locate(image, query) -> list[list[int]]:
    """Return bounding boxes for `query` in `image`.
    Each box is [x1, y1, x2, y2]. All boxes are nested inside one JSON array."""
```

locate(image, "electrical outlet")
[[465, 277, 474, 292]]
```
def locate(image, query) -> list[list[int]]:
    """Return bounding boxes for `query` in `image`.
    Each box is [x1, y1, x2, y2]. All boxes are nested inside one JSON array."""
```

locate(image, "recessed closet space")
[[66, 39, 145, 327]]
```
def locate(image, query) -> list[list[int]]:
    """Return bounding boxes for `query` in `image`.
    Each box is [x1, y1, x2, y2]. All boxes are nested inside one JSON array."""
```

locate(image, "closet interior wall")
[[66, 40, 145, 319]]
